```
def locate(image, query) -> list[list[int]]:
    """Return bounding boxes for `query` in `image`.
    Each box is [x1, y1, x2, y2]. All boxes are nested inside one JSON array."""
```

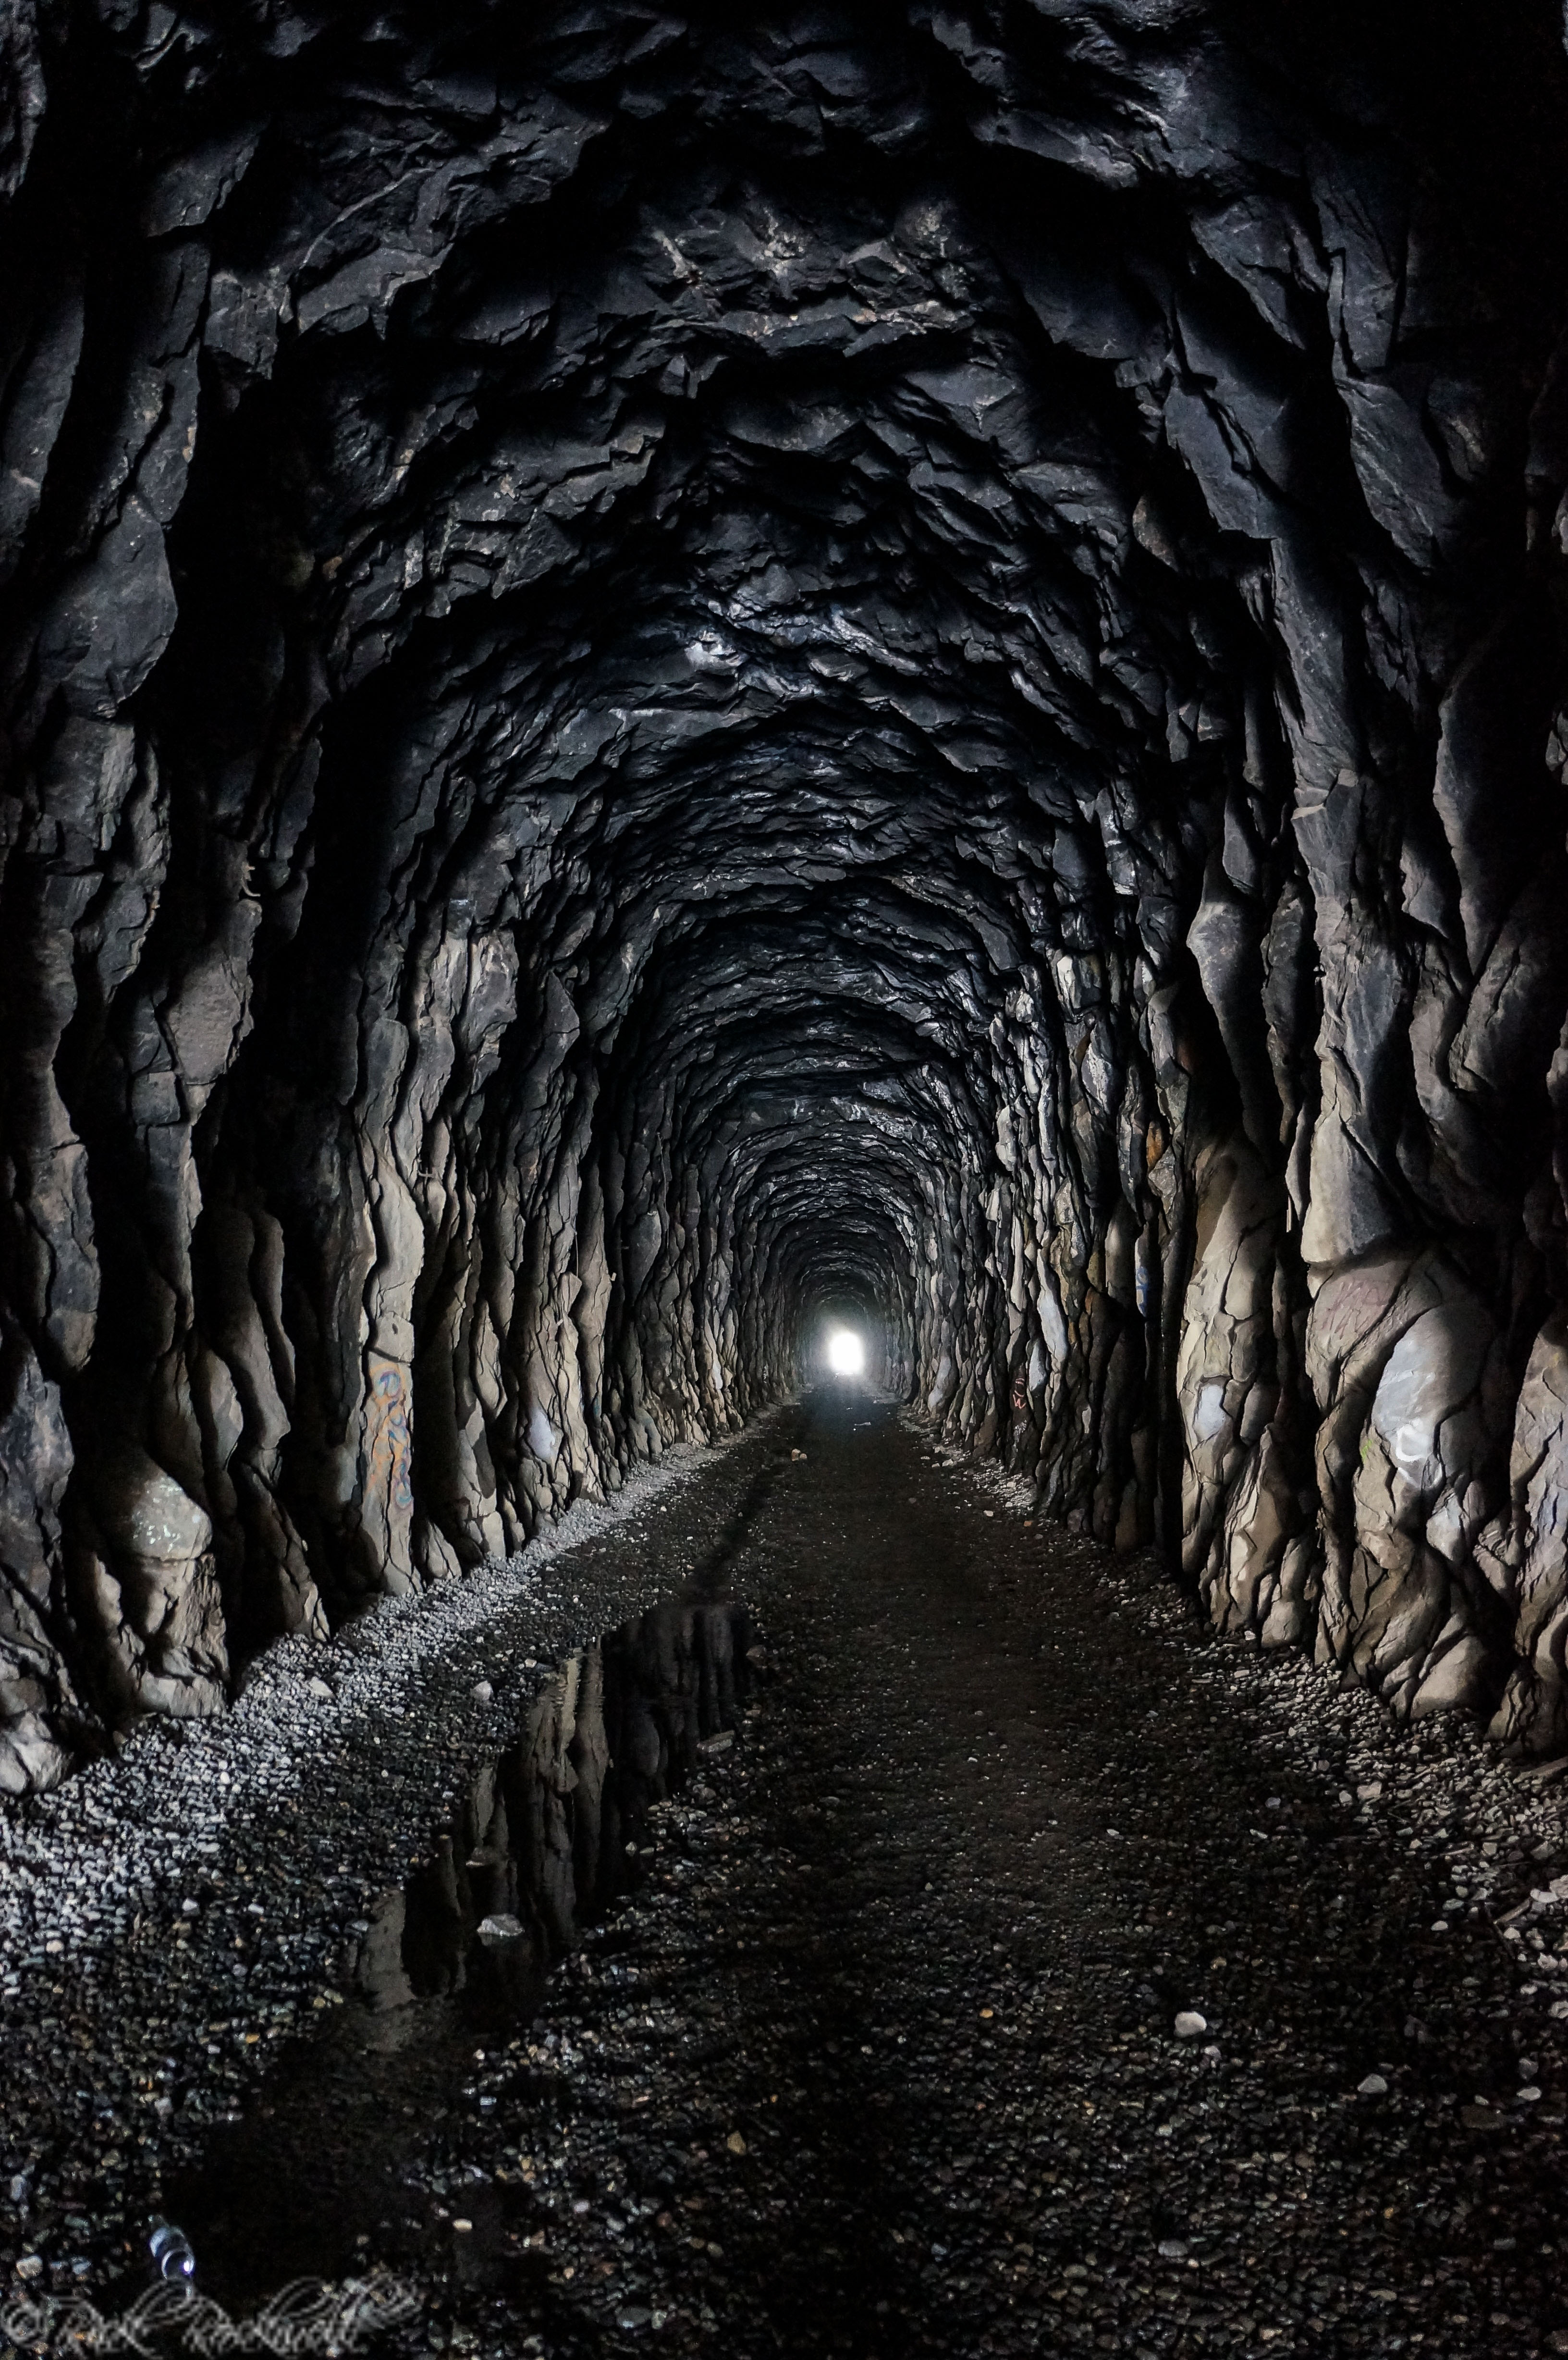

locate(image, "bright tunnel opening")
[[826, 1328, 866, 1377]]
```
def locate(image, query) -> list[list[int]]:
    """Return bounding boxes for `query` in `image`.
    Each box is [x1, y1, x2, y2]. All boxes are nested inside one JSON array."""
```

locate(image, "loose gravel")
[[0, 1412, 782, 2297], [7, 1388, 1568, 2358]]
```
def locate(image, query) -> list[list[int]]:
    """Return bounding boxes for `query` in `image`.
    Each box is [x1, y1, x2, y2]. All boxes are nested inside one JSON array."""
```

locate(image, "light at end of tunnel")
[[826, 1328, 866, 1377]]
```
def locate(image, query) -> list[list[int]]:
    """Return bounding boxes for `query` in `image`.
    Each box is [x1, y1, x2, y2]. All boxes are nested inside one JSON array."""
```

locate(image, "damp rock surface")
[[6, 0, 1568, 1780], [67, 1390, 1568, 2357]]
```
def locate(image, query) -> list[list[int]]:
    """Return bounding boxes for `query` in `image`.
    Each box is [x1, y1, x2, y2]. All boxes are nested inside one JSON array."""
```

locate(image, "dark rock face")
[[4, 0, 1568, 1789]]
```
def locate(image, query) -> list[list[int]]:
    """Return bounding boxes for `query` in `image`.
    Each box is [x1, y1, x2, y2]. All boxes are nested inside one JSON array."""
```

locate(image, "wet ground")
[[9, 1388, 1568, 2354]]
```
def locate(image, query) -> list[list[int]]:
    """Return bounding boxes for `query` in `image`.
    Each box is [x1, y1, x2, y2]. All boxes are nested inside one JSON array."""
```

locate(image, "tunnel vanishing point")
[[4, 0, 1568, 1795]]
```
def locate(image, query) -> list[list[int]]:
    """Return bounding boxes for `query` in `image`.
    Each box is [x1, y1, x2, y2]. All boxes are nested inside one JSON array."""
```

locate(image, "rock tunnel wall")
[[6, 0, 1568, 1788]]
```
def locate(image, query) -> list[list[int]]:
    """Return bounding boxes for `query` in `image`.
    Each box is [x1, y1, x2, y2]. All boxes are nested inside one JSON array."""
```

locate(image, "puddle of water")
[[162, 1596, 761, 2305]]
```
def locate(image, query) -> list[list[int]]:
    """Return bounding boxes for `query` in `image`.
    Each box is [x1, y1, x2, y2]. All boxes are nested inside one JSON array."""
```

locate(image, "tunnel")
[[5, 0, 1568, 2349]]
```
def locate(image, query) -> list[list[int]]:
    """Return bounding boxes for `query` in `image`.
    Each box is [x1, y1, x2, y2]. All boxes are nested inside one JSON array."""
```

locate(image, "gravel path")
[[8, 1388, 1568, 2357], [0, 1413, 782, 2299]]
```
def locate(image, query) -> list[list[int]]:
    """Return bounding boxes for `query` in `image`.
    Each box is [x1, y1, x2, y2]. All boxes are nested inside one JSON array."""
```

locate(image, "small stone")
[[471, 1680, 494, 1703], [453, 2218, 473, 2234], [726, 2131, 747, 2154], [1357, 2073, 1388, 2097], [1157, 2239, 1189, 2261], [1174, 2011, 1207, 2040], [15, 2255, 43, 2281], [307, 1677, 332, 1701], [477, 1914, 526, 1943]]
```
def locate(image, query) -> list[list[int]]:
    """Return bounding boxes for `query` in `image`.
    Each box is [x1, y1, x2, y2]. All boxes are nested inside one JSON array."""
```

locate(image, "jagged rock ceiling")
[[5, 0, 1568, 1792]]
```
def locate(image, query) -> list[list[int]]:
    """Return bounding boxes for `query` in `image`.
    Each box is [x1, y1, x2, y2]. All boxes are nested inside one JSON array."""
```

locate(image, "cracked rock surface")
[[9, 0, 1568, 1776]]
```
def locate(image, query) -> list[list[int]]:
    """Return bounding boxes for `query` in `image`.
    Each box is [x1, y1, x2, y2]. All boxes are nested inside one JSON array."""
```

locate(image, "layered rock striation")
[[5, 0, 1568, 1788]]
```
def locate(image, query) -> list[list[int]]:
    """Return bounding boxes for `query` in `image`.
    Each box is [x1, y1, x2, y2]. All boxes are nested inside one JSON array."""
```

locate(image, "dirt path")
[[24, 1388, 1568, 2357], [341, 1388, 1568, 2359]]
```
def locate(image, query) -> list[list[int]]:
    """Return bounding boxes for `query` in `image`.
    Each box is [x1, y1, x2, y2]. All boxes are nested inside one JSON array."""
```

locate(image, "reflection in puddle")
[[362, 1600, 758, 2024], [169, 1598, 760, 2302]]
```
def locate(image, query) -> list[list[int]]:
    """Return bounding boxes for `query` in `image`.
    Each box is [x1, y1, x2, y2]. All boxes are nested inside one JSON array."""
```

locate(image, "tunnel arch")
[[4, 0, 1568, 1787]]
